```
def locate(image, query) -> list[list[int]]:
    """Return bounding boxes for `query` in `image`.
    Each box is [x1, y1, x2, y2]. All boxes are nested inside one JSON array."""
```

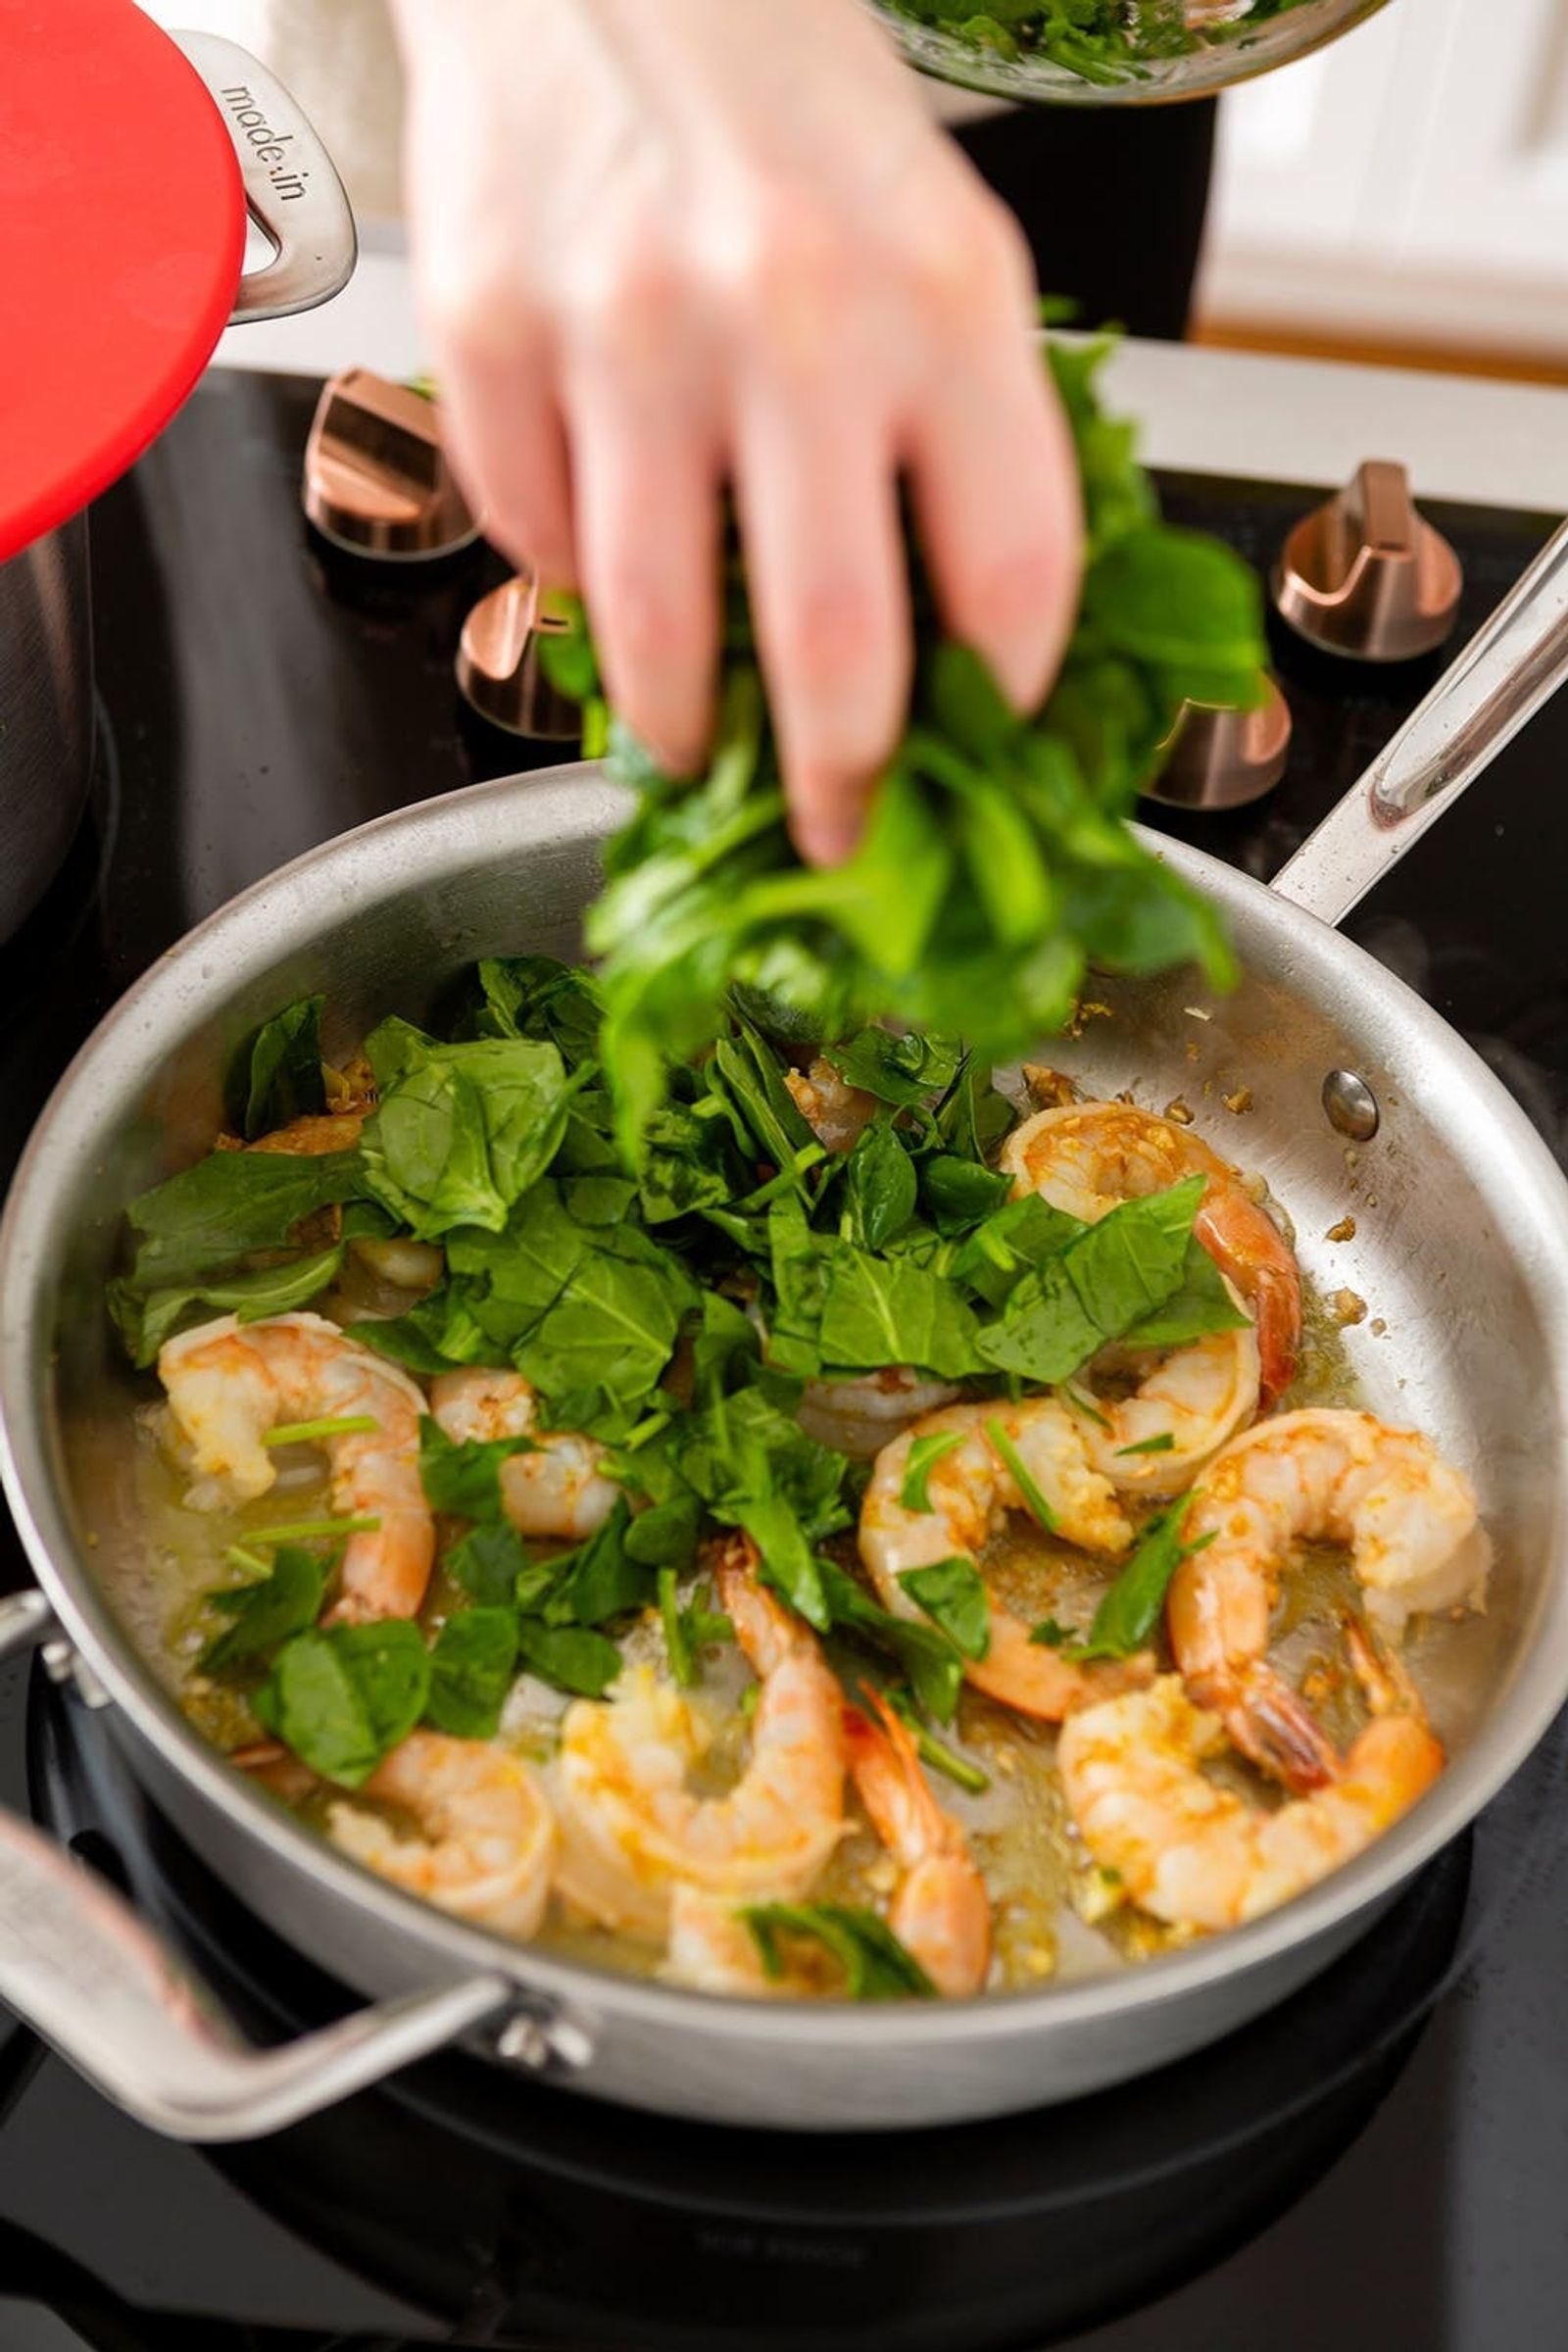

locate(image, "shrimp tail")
[[1202, 1662, 1340, 1794]]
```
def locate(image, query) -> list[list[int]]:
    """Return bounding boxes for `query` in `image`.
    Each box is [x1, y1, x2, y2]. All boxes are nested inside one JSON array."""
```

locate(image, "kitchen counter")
[[215, 238, 1568, 514]]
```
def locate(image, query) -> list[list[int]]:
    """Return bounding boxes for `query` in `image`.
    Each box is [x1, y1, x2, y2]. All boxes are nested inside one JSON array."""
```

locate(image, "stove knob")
[[302, 368, 479, 560], [1273, 460, 1461, 661], [1144, 674, 1292, 810], [456, 573, 584, 739]]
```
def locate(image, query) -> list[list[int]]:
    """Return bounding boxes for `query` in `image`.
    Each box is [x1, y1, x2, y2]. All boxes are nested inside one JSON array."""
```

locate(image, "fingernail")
[[793, 807, 863, 868]]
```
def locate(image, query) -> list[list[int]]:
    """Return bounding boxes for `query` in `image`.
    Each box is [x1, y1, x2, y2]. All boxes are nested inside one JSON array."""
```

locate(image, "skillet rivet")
[[1323, 1069, 1380, 1142]]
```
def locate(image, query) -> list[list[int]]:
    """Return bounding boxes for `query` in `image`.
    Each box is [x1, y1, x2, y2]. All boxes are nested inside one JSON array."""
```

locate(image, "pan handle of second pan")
[[1268, 514, 1568, 930]]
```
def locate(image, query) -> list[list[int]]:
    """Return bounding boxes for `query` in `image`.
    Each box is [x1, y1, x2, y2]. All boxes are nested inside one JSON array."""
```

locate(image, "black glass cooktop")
[[1, 369, 1566, 2351]]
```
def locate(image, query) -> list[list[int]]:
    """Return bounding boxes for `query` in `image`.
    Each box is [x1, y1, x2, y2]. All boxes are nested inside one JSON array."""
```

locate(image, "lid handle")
[[172, 31, 357, 326]]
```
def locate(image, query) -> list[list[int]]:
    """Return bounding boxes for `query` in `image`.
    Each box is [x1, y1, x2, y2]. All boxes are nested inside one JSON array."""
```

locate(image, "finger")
[[433, 335, 578, 589], [905, 336, 1083, 715], [734, 394, 910, 866], [566, 382, 721, 777]]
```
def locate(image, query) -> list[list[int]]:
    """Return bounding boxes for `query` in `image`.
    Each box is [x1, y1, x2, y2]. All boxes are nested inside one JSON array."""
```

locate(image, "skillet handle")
[[172, 31, 358, 325], [1269, 514, 1568, 927], [0, 1592, 542, 2142]]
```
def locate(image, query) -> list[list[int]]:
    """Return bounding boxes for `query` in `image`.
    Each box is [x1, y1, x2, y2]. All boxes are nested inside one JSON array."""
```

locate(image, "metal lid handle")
[[1270, 515, 1568, 927], [173, 31, 357, 326]]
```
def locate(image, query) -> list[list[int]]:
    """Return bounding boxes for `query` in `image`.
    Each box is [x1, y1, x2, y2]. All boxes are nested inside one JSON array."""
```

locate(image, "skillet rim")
[[2, 761, 1565, 2058]]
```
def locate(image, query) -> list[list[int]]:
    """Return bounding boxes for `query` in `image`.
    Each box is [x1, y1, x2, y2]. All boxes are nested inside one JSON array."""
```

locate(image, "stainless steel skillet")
[[1, 523, 1567, 2139]]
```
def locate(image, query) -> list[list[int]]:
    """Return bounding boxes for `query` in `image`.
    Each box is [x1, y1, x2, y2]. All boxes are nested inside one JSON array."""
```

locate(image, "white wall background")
[[1200, 0, 1568, 360]]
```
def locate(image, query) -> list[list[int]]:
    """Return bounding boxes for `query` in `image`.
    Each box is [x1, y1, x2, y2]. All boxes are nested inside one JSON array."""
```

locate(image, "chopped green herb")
[[1030, 1617, 1074, 1649], [264, 1413, 378, 1448], [984, 1417, 1057, 1533], [1071, 1504, 1216, 1662], [659, 1566, 695, 1688], [899, 1428, 966, 1514], [1114, 1431, 1176, 1458], [251, 1513, 380, 1545]]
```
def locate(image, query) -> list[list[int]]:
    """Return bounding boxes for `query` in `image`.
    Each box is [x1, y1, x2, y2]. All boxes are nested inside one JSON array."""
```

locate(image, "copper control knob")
[[1273, 460, 1461, 662], [303, 368, 479, 561], [1144, 674, 1293, 811], [456, 573, 583, 739]]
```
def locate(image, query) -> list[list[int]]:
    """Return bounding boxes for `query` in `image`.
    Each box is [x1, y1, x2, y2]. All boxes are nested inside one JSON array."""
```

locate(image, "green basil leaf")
[[425, 1608, 519, 1739], [897, 1557, 990, 1661]]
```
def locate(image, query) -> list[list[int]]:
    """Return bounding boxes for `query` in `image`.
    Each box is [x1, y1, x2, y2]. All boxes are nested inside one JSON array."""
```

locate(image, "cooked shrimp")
[[1068, 1319, 1261, 1499], [551, 1535, 845, 1936], [327, 1730, 557, 1938], [785, 1056, 878, 1152], [245, 1112, 366, 1156], [158, 1311, 434, 1622], [1169, 1408, 1489, 1791], [859, 1399, 1152, 1722], [429, 1367, 618, 1542], [798, 1365, 962, 1461], [1002, 1102, 1301, 1408], [845, 1691, 991, 1996], [663, 1884, 787, 1996], [1058, 1624, 1445, 1933]]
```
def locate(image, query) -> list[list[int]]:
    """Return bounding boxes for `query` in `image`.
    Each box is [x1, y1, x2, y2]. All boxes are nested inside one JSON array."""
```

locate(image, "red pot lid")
[[0, 0, 245, 559]]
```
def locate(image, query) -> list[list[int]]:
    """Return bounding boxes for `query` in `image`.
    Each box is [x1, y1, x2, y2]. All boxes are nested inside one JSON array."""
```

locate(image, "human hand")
[[393, 0, 1082, 862]]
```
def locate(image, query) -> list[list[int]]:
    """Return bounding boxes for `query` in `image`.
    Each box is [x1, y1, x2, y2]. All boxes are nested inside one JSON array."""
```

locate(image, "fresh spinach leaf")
[[254, 1618, 430, 1788], [1071, 1503, 1215, 1662], [978, 1175, 1208, 1383], [109, 1244, 344, 1369], [425, 1608, 519, 1739], [843, 1118, 918, 1250], [123, 1149, 367, 1290], [417, 1414, 535, 1522], [445, 1520, 530, 1607], [897, 1557, 990, 1661], [201, 1546, 324, 1674], [514, 1619, 623, 1698], [233, 995, 326, 1140], [742, 1903, 936, 1999], [359, 1022, 583, 1239]]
